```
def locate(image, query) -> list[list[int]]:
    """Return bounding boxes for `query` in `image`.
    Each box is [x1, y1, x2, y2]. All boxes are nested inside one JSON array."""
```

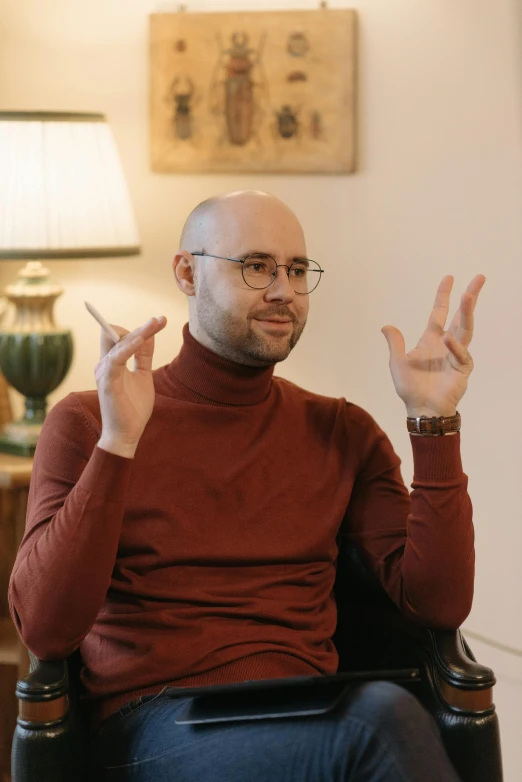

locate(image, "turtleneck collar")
[[165, 323, 275, 406]]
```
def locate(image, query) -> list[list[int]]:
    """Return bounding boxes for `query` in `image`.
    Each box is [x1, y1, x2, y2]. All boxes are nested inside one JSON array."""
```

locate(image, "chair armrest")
[[427, 630, 495, 689], [15, 659, 70, 723], [421, 630, 503, 782], [12, 657, 88, 782], [424, 629, 496, 713], [336, 600, 497, 714]]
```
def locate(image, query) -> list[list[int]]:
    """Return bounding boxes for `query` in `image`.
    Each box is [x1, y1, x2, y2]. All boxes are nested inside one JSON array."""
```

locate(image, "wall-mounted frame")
[[149, 8, 357, 174]]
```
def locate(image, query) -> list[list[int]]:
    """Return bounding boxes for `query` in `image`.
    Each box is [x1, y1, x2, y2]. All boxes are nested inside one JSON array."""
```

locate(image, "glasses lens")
[[289, 259, 322, 294], [242, 255, 323, 293], [243, 255, 277, 289]]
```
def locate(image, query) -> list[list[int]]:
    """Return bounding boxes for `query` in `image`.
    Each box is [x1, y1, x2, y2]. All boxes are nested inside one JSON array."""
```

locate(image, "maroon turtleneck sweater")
[[9, 324, 474, 732]]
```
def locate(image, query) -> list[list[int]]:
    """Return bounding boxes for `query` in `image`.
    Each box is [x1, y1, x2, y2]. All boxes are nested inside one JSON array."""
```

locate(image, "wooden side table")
[[0, 454, 33, 782]]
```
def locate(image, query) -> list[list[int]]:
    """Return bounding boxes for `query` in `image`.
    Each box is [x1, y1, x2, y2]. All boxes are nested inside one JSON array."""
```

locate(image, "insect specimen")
[[169, 74, 195, 140], [209, 31, 268, 146]]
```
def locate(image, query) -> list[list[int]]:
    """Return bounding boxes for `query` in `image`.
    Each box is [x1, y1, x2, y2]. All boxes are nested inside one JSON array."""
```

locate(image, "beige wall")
[[2, 0, 522, 775]]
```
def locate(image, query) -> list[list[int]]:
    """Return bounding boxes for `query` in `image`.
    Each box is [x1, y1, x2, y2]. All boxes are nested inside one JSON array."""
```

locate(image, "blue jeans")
[[92, 681, 461, 781]]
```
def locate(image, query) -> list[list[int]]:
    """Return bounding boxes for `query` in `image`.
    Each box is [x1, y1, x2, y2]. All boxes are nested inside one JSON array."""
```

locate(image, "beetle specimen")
[[209, 30, 268, 147], [276, 105, 300, 139], [169, 74, 195, 140]]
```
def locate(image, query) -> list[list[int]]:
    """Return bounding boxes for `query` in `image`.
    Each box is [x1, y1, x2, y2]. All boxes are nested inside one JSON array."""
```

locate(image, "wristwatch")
[[407, 411, 461, 436]]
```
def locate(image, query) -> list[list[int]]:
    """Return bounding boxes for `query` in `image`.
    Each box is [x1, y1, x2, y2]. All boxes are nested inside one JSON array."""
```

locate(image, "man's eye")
[[244, 259, 270, 273]]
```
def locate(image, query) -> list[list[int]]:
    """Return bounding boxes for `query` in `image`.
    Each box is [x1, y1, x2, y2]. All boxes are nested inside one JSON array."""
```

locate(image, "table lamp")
[[0, 111, 141, 456]]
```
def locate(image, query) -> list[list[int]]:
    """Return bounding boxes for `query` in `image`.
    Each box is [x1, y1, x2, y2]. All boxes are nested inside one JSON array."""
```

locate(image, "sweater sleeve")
[[8, 393, 133, 660], [340, 411, 474, 630]]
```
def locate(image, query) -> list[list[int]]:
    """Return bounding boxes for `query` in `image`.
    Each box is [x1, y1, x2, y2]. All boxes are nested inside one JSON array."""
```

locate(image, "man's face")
[[189, 196, 310, 367]]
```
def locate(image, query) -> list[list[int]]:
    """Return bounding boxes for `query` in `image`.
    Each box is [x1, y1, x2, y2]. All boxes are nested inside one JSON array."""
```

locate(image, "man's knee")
[[346, 681, 434, 736]]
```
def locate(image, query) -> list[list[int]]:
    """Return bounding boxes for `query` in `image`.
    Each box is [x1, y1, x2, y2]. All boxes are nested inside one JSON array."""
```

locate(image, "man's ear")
[[173, 250, 196, 296]]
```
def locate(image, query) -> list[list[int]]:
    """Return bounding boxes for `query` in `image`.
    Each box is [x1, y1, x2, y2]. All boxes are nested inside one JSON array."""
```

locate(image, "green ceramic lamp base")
[[0, 262, 74, 455]]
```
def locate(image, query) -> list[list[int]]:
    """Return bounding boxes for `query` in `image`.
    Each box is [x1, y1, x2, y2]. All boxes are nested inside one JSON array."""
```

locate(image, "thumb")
[[381, 325, 406, 362]]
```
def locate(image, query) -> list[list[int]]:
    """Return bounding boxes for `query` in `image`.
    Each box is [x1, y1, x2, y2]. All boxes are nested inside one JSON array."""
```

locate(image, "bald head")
[[179, 190, 305, 256], [179, 194, 221, 251]]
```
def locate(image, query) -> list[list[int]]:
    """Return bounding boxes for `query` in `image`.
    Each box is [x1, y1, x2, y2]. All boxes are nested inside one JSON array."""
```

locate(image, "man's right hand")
[[95, 316, 167, 459]]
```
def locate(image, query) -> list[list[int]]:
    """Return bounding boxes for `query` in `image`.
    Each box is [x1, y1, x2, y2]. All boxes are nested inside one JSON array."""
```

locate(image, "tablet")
[[172, 668, 420, 725]]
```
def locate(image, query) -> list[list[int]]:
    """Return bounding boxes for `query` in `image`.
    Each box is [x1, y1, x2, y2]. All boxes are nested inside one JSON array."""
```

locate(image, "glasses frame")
[[190, 252, 324, 295]]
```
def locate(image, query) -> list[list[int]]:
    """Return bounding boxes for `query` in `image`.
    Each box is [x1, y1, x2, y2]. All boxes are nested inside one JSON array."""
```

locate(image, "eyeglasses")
[[191, 252, 324, 295]]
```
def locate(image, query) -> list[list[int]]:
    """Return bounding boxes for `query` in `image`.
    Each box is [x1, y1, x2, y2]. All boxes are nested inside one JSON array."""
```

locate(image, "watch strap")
[[407, 411, 461, 436]]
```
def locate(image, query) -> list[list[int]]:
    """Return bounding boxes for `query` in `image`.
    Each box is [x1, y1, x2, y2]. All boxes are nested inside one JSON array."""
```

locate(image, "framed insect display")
[[149, 8, 356, 174]]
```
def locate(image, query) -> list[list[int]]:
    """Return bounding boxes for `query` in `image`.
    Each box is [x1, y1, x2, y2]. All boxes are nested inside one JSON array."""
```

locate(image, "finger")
[[95, 334, 145, 388], [447, 274, 486, 342], [121, 316, 167, 369], [427, 275, 454, 331], [464, 273, 487, 299], [115, 317, 166, 370], [133, 334, 155, 373], [443, 332, 473, 372], [101, 335, 145, 378], [131, 315, 167, 344], [457, 274, 486, 339], [134, 316, 168, 371], [100, 316, 167, 358], [455, 290, 475, 347], [99, 324, 129, 360], [381, 326, 406, 362]]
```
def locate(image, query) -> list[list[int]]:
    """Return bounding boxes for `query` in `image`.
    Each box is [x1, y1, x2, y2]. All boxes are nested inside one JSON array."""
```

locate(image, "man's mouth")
[[255, 318, 294, 332], [258, 318, 292, 323]]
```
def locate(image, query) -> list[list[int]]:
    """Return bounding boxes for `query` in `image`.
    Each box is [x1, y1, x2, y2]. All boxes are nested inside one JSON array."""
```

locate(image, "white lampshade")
[[0, 111, 140, 259]]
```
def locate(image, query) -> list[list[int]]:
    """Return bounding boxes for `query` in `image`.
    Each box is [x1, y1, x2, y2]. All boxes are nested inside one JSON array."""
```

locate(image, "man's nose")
[[263, 265, 295, 301]]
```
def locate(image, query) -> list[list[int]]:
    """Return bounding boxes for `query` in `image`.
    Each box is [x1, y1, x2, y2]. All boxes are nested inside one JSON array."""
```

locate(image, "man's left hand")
[[381, 274, 486, 418]]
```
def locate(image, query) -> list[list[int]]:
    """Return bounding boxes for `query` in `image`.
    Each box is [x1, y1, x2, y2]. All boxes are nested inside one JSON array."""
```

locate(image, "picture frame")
[[149, 8, 357, 174]]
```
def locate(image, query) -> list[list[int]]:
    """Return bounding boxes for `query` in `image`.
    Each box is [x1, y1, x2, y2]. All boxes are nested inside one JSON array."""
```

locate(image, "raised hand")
[[381, 275, 486, 418], [95, 316, 167, 458]]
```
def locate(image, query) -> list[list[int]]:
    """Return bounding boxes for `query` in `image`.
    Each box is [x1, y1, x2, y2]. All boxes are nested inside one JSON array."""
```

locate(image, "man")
[[9, 190, 485, 781]]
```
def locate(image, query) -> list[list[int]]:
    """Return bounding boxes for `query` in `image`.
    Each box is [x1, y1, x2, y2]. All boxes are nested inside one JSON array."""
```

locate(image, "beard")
[[195, 274, 306, 366]]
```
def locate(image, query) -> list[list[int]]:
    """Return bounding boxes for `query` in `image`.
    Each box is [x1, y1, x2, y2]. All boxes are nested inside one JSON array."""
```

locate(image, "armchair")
[[12, 541, 503, 781]]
